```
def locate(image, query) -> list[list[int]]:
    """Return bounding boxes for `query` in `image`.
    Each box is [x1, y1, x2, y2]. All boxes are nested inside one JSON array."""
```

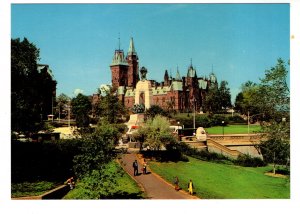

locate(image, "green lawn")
[[149, 157, 289, 199], [205, 124, 261, 134], [11, 181, 59, 198]]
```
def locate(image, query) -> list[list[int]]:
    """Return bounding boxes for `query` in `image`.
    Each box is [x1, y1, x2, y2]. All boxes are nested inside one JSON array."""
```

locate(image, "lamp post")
[[177, 121, 180, 134], [222, 121, 224, 136], [193, 98, 196, 135]]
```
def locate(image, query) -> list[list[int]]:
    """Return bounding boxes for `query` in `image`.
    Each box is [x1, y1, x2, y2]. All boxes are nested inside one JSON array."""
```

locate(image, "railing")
[[206, 139, 242, 158]]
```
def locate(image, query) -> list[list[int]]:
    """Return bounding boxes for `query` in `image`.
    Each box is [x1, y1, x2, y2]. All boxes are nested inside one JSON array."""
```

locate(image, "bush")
[[176, 143, 230, 163], [210, 114, 229, 126], [234, 154, 266, 167], [64, 161, 144, 199], [228, 115, 246, 124], [11, 139, 82, 182]]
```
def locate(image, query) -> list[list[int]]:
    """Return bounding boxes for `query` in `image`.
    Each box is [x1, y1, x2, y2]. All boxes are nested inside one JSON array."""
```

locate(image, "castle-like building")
[[98, 37, 217, 113]]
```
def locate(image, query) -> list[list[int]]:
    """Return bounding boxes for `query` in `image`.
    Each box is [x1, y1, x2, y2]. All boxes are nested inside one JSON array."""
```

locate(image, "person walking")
[[174, 176, 180, 191], [142, 159, 147, 174], [188, 179, 194, 195], [133, 160, 139, 176]]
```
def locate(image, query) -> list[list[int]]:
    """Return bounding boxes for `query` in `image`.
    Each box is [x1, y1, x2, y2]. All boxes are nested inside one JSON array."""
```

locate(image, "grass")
[[205, 124, 262, 134], [149, 156, 289, 199], [11, 181, 60, 198], [63, 161, 145, 199]]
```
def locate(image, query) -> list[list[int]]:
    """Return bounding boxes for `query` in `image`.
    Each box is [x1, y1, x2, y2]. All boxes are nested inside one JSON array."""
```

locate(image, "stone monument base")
[[126, 113, 145, 128]]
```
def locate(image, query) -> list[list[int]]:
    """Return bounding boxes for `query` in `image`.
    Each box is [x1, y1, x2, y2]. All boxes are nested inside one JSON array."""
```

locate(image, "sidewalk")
[[119, 150, 199, 199]]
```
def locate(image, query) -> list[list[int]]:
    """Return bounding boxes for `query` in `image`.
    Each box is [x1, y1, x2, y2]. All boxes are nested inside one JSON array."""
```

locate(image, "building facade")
[[108, 37, 217, 113]]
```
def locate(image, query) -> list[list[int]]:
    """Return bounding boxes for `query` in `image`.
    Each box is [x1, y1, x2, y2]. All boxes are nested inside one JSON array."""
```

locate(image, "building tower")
[[126, 37, 139, 88], [110, 38, 129, 88]]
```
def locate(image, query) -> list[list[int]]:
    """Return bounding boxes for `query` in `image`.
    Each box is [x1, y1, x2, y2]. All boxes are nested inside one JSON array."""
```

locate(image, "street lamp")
[[222, 121, 224, 136], [193, 98, 196, 135], [177, 121, 180, 134]]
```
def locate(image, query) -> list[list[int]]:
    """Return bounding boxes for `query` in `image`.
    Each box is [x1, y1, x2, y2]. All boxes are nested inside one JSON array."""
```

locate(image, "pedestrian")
[[143, 159, 147, 174], [66, 176, 75, 190], [174, 176, 180, 191], [188, 179, 194, 195], [133, 159, 139, 176]]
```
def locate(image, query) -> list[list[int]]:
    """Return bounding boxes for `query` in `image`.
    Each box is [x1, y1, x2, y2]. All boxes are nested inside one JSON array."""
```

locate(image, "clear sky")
[[11, 3, 290, 102]]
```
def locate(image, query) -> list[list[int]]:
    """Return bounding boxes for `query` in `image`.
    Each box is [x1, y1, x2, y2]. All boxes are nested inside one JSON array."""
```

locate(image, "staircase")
[[206, 138, 242, 159]]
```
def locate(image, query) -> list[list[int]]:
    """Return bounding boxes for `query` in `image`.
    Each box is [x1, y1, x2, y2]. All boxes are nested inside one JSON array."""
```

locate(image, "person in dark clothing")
[[133, 160, 139, 176], [174, 176, 180, 191]]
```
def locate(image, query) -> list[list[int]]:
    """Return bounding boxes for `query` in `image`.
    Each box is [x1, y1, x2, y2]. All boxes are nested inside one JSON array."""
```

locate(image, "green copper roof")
[[209, 73, 217, 83], [125, 88, 135, 97], [128, 37, 137, 55], [198, 79, 208, 90], [118, 86, 125, 95], [187, 65, 197, 78], [175, 69, 181, 80], [110, 50, 128, 66], [171, 81, 183, 91]]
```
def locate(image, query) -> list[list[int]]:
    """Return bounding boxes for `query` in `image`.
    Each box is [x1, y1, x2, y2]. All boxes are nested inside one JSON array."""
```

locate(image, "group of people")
[[174, 176, 194, 195], [132, 159, 195, 195], [132, 159, 148, 176]]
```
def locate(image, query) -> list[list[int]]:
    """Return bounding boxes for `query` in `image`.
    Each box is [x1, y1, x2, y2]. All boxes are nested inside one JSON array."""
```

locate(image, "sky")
[[10, 3, 290, 102]]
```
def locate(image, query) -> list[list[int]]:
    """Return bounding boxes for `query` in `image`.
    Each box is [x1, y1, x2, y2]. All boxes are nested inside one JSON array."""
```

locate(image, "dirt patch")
[[265, 172, 288, 178]]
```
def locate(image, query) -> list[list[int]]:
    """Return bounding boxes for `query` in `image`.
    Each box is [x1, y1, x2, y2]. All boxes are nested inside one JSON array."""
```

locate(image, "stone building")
[[96, 37, 218, 113]]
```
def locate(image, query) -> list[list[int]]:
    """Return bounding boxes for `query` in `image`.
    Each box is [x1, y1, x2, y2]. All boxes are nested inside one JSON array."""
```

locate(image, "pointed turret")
[[128, 37, 137, 55], [175, 67, 181, 81], [187, 64, 197, 78], [126, 37, 139, 87]]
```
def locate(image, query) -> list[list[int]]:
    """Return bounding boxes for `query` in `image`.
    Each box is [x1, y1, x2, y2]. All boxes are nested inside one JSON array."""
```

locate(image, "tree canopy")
[[96, 86, 127, 124], [235, 58, 290, 173], [136, 115, 176, 150], [71, 93, 92, 127], [203, 80, 231, 114], [11, 37, 57, 132]]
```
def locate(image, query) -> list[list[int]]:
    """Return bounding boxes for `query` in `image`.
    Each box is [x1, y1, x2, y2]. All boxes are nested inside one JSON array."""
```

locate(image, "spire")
[[118, 32, 121, 50], [128, 37, 136, 55], [164, 69, 169, 81], [175, 66, 181, 81]]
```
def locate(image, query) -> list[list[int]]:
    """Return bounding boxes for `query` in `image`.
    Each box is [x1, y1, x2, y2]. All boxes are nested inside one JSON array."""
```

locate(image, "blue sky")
[[11, 3, 290, 102]]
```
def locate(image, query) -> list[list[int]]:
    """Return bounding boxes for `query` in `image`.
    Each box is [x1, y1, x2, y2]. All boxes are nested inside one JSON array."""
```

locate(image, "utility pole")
[[68, 100, 71, 128], [247, 110, 250, 135], [193, 98, 196, 134]]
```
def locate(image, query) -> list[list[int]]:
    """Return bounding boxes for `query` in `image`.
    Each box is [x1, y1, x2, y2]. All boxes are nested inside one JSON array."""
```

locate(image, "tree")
[[259, 120, 290, 174], [71, 93, 92, 127], [97, 86, 126, 124], [11, 38, 56, 132], [136, 115, 176, 150], [145, 105, 168, 120], [256, 58, 290, 173], [203, 82, 220, 114], [234, 81, 261, 118], [218, 80, 232, 110], [258, 58, 290, 120], [73, 122, 119, 178], [56, 93, 70, 119]]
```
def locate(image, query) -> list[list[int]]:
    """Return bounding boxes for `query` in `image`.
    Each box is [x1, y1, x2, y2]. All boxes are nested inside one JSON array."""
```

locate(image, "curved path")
[[119, 150, 199, 199]]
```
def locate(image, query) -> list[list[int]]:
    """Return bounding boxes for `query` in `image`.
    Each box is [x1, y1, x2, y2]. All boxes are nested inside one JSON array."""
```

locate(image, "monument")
[[134, 67, 153, 109], [126, 67, 152, 128]]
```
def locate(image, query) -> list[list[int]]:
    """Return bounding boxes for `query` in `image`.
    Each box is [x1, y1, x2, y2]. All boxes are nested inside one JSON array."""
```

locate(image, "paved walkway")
[[119, 150, 199, 199]]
